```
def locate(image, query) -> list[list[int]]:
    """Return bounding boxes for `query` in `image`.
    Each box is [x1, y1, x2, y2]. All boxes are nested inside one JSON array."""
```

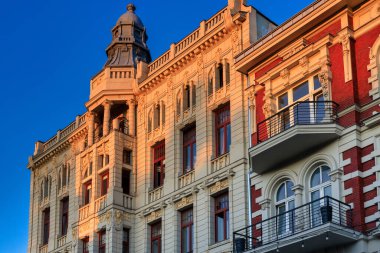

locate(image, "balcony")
[[179, 170, 195, 188], [250, 101, 342, 174], [79, 204, 90, 221], [233, 197, 358, 253], [95, 195, 107, 212], [123, 194, 133, 209], [57, 235, 66, 248]]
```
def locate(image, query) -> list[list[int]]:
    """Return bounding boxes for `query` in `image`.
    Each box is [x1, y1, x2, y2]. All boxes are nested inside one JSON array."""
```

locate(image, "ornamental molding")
[[259, 198, 271, 210], [339, 30, 353, 82], [368, 35, 380, 99], [146, 209, 162, 223], [299, 56, 309, 75], [175, 195, 194, 210], [280, 68, 290, 87], [209, 179, 229, 195], [318, 71, 331, 99]]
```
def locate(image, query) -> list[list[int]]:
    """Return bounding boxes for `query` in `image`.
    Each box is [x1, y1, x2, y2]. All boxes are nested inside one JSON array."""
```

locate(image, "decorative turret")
[[105, 3, 151, 67]]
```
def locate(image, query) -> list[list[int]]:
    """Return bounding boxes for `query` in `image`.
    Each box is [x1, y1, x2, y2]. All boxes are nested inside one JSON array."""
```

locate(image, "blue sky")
[[0, 0, 313, 252]]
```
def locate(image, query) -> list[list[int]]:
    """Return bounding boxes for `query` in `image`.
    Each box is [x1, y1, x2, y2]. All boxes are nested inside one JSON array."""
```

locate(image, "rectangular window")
[[82, 237, 89, 253], [100, 172, 109, 196], [105, 155, 109, 166], [293, 81, 309, 101], [183, 126, 196, 174], [181, 209, 194, 253], [123, 228, 129, 253], [151, 222, 162, 253], [42, 208, 50, 245], [215, 193, 229, 243], [98, 155, 104, 168], [278, 93, 289, 110], [215, 104, 231, 157], [122, 169, 131, 195], [153, 141, 165, 188], [84, 181, 92, 205], [123, 150, 132, 165], [99, 230, 106, 253], [61, 197, 69, 236]]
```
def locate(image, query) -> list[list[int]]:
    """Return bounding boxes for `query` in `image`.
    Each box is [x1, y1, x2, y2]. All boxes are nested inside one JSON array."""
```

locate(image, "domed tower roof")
[[116, 4, 144, 28], [105, 3, 151, 68]]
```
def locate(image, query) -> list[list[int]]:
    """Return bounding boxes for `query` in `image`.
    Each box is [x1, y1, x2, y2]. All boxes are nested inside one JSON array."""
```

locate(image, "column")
[[292, 184, 304, 232], [127, 100, 136, 136], [88, 112, 95, 146], [103, 100, 112, 136]]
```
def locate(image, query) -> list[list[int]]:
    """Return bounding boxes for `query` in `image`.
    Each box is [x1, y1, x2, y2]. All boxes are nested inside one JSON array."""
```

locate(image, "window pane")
[[216, 213, 225, 242], [226, 124, 231, 153], [192, 143, 196, 167], [321, 166, 331, 183], [152, 240, 159, 253], [293, 81, 309, 101], [219, 128, 224, 155], [313, 76, 321, 90], [311, 190, 320, 201], [286, 181, 294, 197], [278, 93, 288, 109], [226, 210, 229, 239], [277, 183, 286, 201], [324, 185, 332, 197], [311, 169, 320, 187]]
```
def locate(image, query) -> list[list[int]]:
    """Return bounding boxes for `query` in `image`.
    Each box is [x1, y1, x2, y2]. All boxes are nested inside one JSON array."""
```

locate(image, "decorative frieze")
[[210, 179, 229, 194], [175, 195, 194, 210], [146, 209, 162, 223]]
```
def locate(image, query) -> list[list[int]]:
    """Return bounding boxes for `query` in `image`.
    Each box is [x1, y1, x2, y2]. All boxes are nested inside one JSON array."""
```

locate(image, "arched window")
[[226, 62, 230, 85], [216, 63, 223, 90], [310, 165, 331, 200], [275, 180, 295, 236], [208, 70, 214, 96], [154, 104, 161, 129], [184, 85, 190, 111], [310, 165, 331, 226], [44, 177, 49, 198], [148, 109, 153, 133]]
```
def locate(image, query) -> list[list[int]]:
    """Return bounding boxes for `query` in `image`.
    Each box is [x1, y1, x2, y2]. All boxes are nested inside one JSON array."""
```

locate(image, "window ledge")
[[209, 239, 231, 250]]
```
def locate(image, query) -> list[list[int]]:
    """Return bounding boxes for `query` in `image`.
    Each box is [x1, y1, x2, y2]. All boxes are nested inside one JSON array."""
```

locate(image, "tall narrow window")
[[153, 141, 165, 188], [310, 165, 331, 226], [276, 181, 295, 236], [226, 62, 230, 85], [151, 222, 162, 253], [44, 177, 49, 198], [105, 155, 109, 166], [181, 209, 194, 253], [191, 84, 196, 107], [100, 172, 109, 196], [82, 237, 89, 253], [162, 103, 166, 125], [154, 104, 161, 129], [123, 149, 132, 165], [184, 85, 190, 111], [148, 110, 153, 133], [215, 193, 229, 243], [183, 126, 196, 174], [216, 63, 224, 90], [84, 181, 92, 205], [42, 208, 50, 245], [122, 169, 131, 195], [215, 104, 231, 157], [208, 72, 214, 96], [98, 155, 104, 168], [61, 197, 69, 236], [62, 165, 67, 188], [99, 230, 106, 253], [123, 228, 130, 253]]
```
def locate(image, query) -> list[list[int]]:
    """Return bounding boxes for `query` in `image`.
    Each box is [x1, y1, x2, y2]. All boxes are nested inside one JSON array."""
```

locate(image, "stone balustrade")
[[148, 186, 163, 203], [79, 204, 90, 221], [57, 235, 66, 248], [211, 152, 230, 173], [123, 194, 133, 209], [39, 245, 48, 253], [94, 195, 107, 213], [179, 170, 195, 189]]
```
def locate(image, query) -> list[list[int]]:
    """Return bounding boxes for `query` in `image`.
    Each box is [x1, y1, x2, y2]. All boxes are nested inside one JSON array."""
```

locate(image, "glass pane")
[[321, 166, 330, 183], [324, 185, 332, 197], [286, 181, 294, 197], [186, 146, 191, 171], [311, 169, 320, 187], [192, 143, 196, 167], [152, 240, 159, 253], [226, 210, 230, 239], [293, 81, 309, 101], [182, 227, 189, 252], [288, 200, 295, 210], [226, 124, 231, 153], [277, 183, 286, 201], [313, 76, 321, 90], [278, 93, 288, 109], [216, 214, 225, 242], [311, 191, 321, 227], [219, 128, 224, 155], [277, 205, 286, 235]]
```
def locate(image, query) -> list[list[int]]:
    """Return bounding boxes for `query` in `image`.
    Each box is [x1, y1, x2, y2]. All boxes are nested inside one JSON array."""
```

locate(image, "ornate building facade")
[[27, 0, 380, 253]]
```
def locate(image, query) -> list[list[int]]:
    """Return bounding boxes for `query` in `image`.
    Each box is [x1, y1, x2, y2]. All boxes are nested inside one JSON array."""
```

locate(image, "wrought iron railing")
[[233, 196, 352, 253], [256, 101, 338, 144]]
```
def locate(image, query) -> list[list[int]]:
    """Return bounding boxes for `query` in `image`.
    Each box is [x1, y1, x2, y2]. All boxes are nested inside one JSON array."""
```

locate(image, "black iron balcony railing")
[[233, 196, 352, 253], [256, 101, 339, 144]]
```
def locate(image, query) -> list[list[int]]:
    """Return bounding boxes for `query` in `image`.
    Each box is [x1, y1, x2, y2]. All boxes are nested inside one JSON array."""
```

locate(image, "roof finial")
[[127, 3, 136, 13]]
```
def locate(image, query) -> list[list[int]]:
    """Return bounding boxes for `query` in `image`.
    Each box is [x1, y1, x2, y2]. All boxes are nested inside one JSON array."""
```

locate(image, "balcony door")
[[276, 180, 295, 237], [310, 165, 331, 227]]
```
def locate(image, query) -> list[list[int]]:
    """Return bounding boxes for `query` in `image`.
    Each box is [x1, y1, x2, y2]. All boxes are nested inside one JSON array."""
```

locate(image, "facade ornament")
[[339, 33, 353, 82], [299, 56, 309, 75], [114, 210, 123, 230], [318, 71, 330, 99], [259, 199, 271, 211], [137, 95, 145, 123], [329, 169, 343, 182], [231, 26, 241, 55], [280, 68, 290, 87], [175, 195, 194, 210], [210, 179, 229, 194], [196, 54, 204, 74], [71, 227, 78, 246], [340, 34, 350, 55], [215, 48, 222, 62]]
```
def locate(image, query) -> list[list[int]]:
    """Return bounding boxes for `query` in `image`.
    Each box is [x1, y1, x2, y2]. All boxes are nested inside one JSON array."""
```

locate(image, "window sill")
[[209, 239, 231, 250]]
